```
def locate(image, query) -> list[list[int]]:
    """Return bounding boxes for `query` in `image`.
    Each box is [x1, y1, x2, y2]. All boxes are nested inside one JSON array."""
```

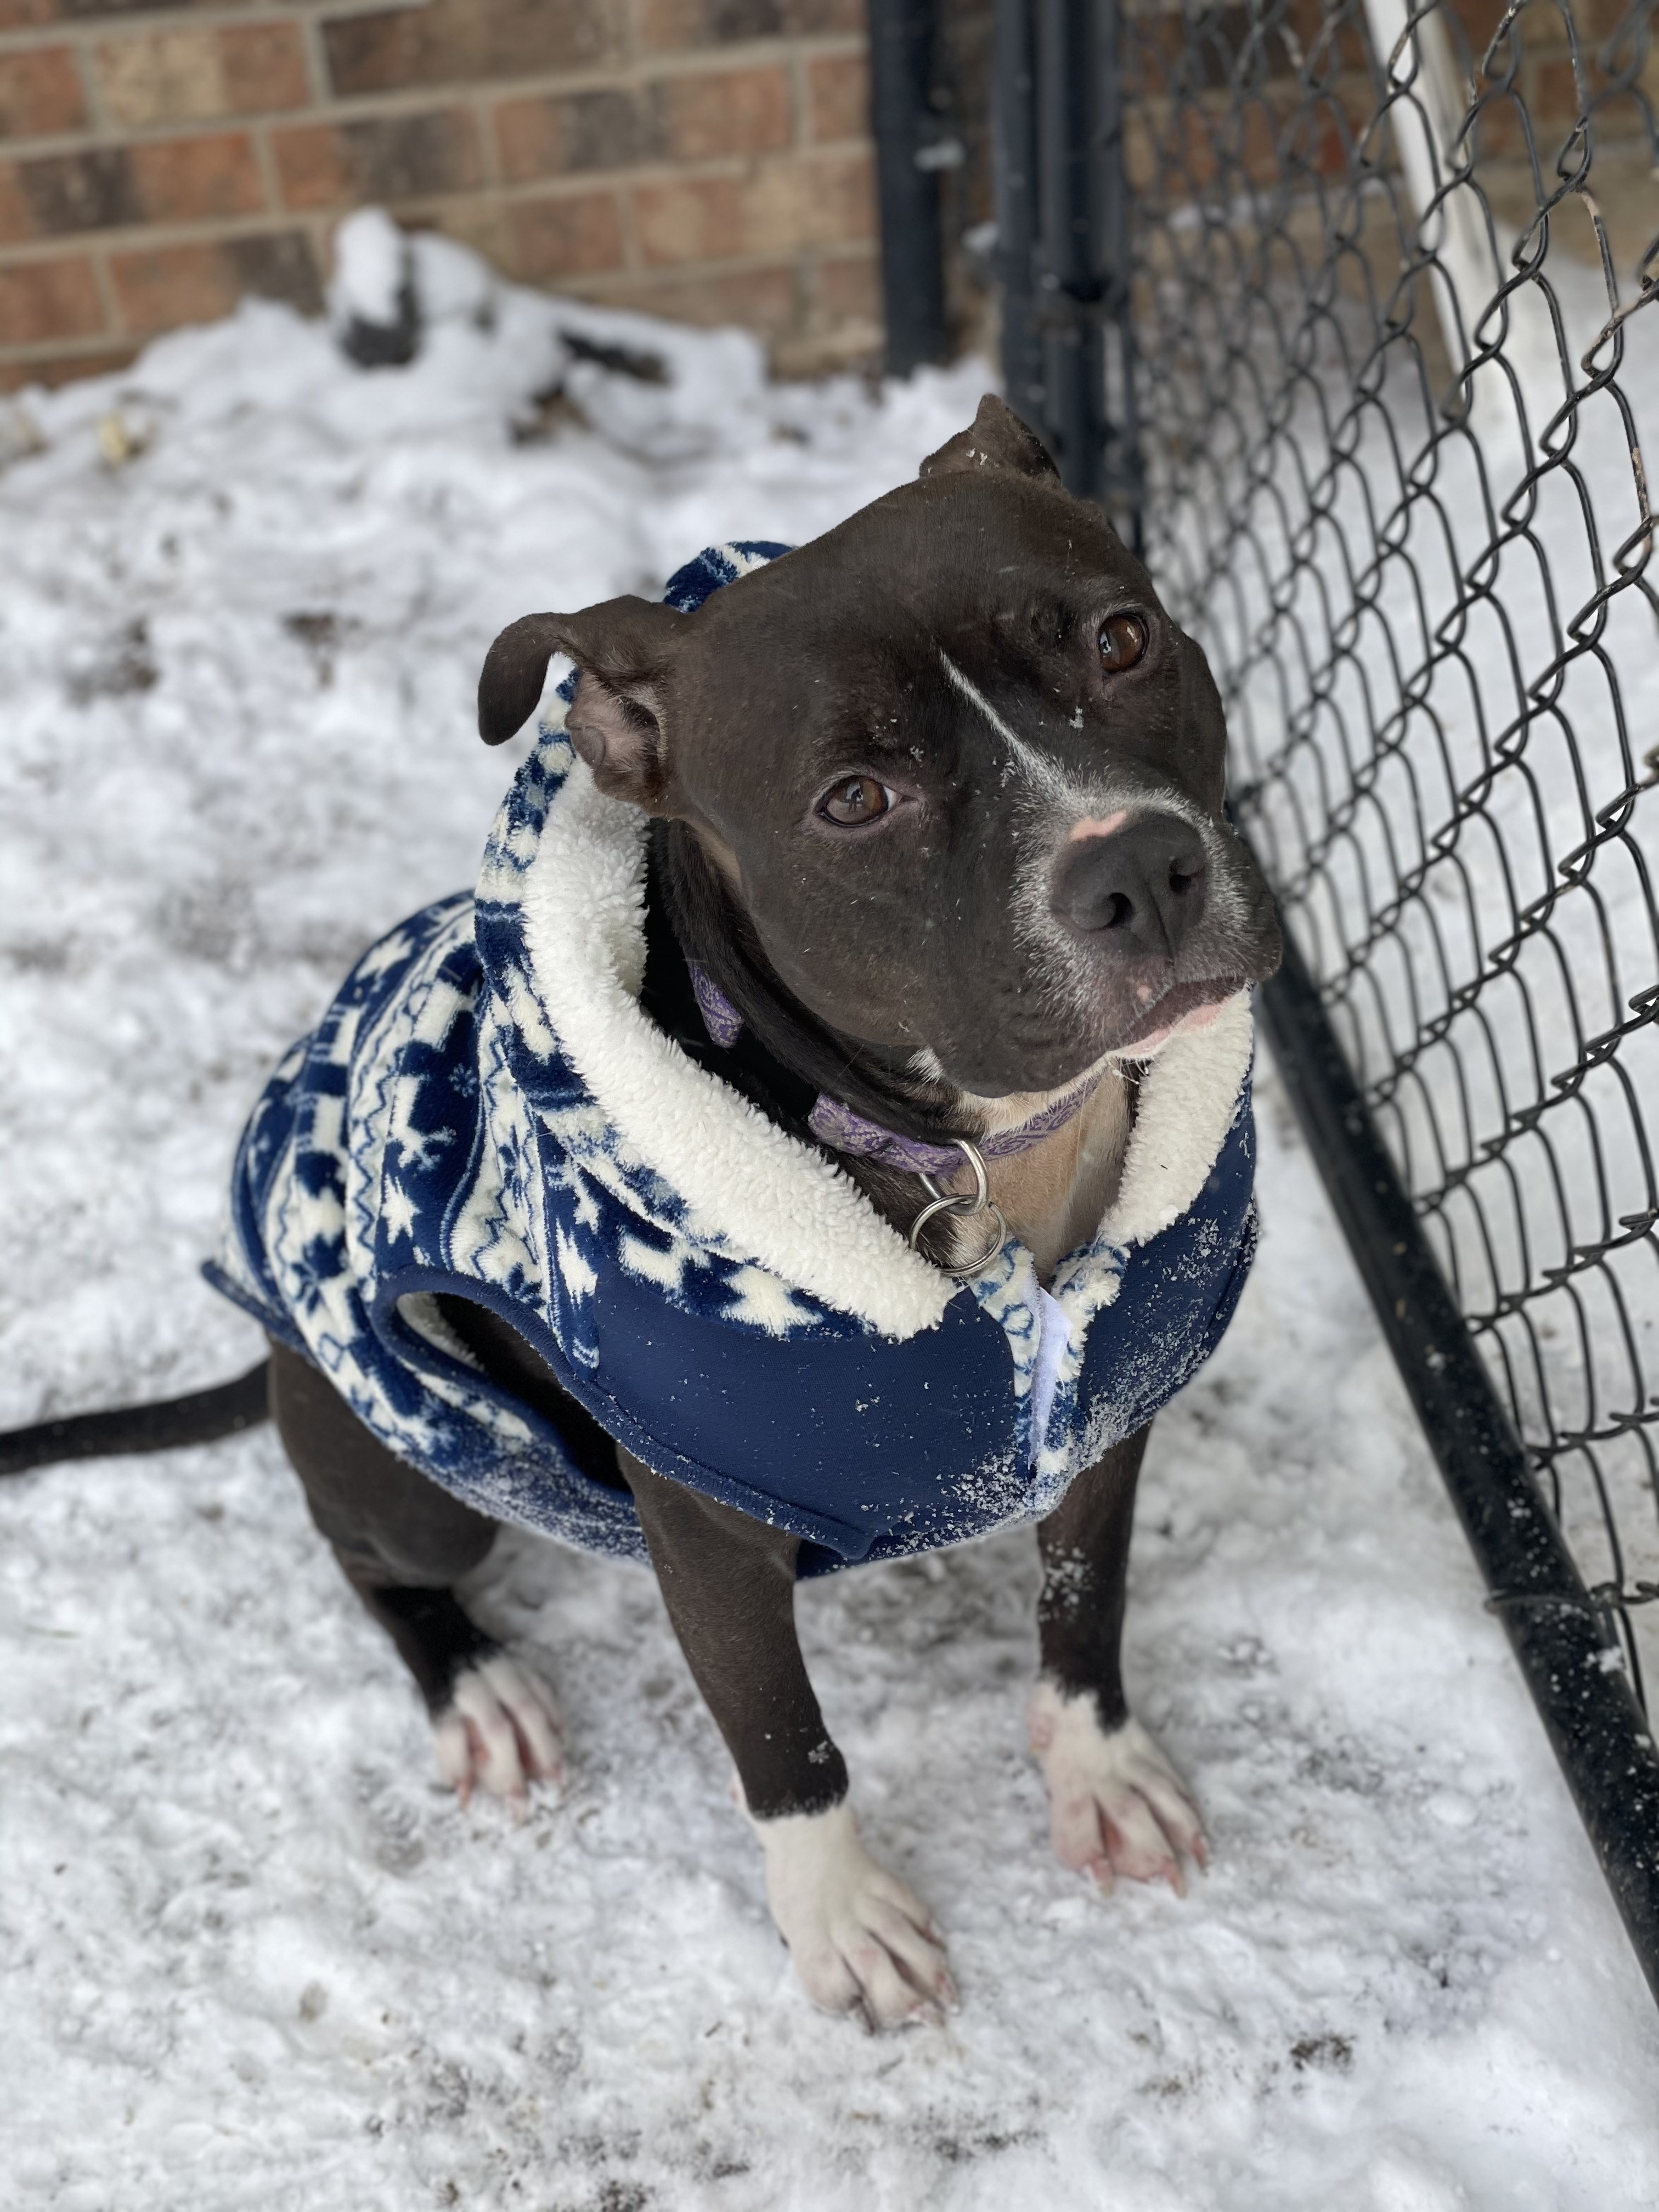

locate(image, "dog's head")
[[479, 395, 1280, 1100]]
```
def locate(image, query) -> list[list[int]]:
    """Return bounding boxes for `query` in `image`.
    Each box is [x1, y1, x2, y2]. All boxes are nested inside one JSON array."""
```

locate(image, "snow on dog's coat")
[[208, 548, 1258, 1575]]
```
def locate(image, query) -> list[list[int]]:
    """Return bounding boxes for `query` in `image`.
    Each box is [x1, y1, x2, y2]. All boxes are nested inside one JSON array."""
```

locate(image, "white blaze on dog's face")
[[477, 394, 1281, 1099]]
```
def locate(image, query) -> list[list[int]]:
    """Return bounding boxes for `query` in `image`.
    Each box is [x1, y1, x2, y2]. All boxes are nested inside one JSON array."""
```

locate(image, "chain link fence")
[[990, 0, 1658, 1993]]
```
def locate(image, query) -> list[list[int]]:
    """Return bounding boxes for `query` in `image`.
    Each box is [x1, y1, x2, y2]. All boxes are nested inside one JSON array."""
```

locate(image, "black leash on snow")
[[0, 1361, 270, 1477]]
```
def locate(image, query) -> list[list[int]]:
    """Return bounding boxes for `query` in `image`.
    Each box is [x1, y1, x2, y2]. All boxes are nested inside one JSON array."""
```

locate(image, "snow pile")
[[1, 230, 1656, 2208]]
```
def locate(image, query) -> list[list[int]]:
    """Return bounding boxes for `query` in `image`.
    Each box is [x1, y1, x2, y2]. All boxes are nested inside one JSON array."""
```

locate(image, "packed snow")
[[2, 225, 1656, 2210]]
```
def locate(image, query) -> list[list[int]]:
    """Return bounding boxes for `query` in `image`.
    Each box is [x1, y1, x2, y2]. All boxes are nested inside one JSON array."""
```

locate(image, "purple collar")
[[687, 962, 1102, 1178]]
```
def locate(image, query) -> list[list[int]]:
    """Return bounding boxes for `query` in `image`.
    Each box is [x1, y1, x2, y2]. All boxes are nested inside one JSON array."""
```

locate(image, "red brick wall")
[[0, 0, 882, 391]]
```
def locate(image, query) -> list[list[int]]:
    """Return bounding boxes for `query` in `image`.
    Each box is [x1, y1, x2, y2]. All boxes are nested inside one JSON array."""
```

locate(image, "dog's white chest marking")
[[748, 1798, 957, 2030], [1028, 1681, 1207, 1895], [982, 1069, 1133, 1281]]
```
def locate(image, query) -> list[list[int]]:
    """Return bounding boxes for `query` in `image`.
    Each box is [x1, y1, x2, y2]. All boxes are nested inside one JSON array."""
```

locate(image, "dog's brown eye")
[[1099, 613, 1148, 672], [819, 775, 893, 826]]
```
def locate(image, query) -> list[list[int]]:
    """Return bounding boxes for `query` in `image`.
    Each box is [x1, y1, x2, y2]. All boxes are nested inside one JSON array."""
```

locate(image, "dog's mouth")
[[1104, 973, 1249, 1057], [939, 972, 1250, 1101]]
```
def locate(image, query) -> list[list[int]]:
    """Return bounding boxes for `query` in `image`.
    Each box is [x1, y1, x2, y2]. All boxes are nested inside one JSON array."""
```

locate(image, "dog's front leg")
[[619, 1449, 956, 2029], [1031, 1423, 1207, 1894]]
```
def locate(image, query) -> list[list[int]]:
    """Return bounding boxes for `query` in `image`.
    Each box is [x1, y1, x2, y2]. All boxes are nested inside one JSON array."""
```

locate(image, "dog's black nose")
[[1051, 812, 1208, 955]]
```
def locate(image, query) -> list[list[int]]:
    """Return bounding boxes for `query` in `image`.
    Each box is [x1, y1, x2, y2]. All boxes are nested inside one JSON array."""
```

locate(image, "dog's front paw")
[[1029, 1681, 1206, 1896], [752, 1801, 957, 2032], [432, 1652, 563, 1808]]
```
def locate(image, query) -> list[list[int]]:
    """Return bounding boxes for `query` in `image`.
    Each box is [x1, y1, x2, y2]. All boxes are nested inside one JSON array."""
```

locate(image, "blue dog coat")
[[209, 545, 1258, 1577]]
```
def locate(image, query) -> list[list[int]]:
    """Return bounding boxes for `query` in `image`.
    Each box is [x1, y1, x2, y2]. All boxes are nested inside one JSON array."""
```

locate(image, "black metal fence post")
[[1036, 0, 1108, 501], [992, 0, 1044, 431], [996, 0, 1141, 538], [1094, 0, 1141, 547], [867, 0, 951, 376]]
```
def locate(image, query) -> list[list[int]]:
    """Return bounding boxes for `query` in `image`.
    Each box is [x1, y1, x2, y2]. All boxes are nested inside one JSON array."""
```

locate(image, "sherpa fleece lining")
[[517, 746, 1254, 1341], [520, 754, 951, 1339], [1093, 991, 1254, 1258]]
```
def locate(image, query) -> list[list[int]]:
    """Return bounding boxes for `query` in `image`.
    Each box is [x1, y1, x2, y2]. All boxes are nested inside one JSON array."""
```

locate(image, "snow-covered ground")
[[2, 236, 1657, 2210]]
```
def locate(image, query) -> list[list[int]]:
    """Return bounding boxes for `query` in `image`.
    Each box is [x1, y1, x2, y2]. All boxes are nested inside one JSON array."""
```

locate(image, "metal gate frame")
[[976, 0, 1659, 2007]]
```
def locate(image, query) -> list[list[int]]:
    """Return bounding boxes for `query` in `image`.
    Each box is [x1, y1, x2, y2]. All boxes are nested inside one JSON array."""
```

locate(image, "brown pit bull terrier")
[[4, 396, 1281, 2033]]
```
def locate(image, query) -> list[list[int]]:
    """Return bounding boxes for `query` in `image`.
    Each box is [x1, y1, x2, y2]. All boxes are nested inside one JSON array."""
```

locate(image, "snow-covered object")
[[328, 207, 417, 368], [555, 303, 769, 462], [330, 207, 407, 329], [318, 205, 764, 450], [409, 228, 497, 331], [211, 544, 1257, 1571]]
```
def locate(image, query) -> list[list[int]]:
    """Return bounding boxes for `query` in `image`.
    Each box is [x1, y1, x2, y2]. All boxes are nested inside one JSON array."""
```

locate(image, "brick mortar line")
[[0, 207, 884, 268], [3, 24, 871, 68], [787, 44, 805, 152], [0, 16, 872, 71], [0, 121, 876, 176], [507, 141, 877, 193], [424, 148, 878, 218], [300, 205, 334, 298], [622, 0, 647, 75], [0, 235, 880, 365], [0, 119, 290, 162], [613, 149, 642, 273], [247, 114, 283, 215], [0, 0, 438, 49], [3, 77, 871, 177], [0, 140, 877, 259], [295, 9, 329, 109], [468, 88, 500, 194], [0, 33, 870, 131], [86, 236, 118, 335], [0, 333, 138, 367], [0, 212, 880, 287], [568, 240, 877, 288], [0, 211, 319, 262], [69, 35, 111, 140]]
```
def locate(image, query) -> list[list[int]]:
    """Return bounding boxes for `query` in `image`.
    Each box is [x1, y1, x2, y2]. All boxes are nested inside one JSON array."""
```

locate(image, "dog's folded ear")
[[919, 393, 1059, 483], [478, 596, 684, 808]]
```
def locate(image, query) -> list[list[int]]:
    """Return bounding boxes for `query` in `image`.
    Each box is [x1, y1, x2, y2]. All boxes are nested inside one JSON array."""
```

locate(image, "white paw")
[[1028, 1683, 1206, 1895], [433, 1652, 563, 1808], [752, 1800, 957, 2032]]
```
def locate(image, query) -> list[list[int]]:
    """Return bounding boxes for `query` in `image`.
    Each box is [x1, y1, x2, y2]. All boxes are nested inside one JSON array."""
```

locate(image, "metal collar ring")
[[907, 1141, 1009, 1278]]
